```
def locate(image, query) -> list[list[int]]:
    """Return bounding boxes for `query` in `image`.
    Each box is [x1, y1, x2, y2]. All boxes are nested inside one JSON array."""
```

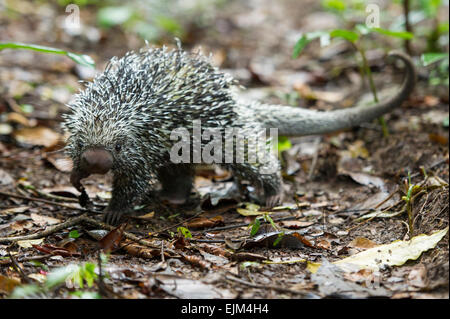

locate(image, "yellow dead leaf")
[[28, 273, 47, 283], [17, 238, 44, 248], [237, 203, 272, 216], [309, 227, 448, 273]]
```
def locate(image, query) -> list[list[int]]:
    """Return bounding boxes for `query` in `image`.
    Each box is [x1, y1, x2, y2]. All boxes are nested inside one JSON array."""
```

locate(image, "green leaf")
[[292, 32, 329, 58], [330, 29, 359, 43], [273, 232, 285, 247], [19, 104, 34, 113], [277, 136, 292, 153], [0, 42, 65, 54], [66, 52, 95, 68], [69, 230, 80, 239], [438, 22, 449, 34], [371, 28, 414, 40], [0, 42, 95, 68], [81, 263, 97, 287], [250, 218, 261, 236], [421, 53, 449, 66], [443, 117, 449, 128], [177, 226, 192, 239], [292, 35, 310, 58], [97, 6, 134, 28]]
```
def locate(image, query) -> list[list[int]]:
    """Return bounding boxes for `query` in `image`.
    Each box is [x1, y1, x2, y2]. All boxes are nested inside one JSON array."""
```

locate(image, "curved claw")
[[265, 194, 281, 208], [103, 209, 124, 225]]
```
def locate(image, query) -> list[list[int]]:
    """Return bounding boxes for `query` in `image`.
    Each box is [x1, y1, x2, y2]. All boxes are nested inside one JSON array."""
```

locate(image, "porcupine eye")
[[115, 143, 122, 152]]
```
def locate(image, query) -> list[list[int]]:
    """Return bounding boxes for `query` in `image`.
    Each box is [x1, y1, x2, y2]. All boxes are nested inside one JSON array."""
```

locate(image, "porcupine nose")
[[80, 148, 113, 175]]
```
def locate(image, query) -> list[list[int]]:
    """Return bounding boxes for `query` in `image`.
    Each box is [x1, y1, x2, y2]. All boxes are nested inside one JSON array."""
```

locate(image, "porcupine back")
[[63, 43, 241, 166]]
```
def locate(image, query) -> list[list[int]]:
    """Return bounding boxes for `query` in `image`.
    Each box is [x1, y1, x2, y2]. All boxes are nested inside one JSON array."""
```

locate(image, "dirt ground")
[[0, 0, 448, 299]]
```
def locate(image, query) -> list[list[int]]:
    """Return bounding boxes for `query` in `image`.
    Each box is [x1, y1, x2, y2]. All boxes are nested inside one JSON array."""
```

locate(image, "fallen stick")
[[0, 214, 87, 243]]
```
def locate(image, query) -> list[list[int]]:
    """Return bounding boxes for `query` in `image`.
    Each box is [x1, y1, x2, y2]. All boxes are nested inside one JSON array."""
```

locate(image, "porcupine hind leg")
[[226, 154, 283, 208], [157, 164, 194, 205]]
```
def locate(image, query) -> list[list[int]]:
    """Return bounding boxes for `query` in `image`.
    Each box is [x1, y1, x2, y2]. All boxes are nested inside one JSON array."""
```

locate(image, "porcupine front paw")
[[103, 208, 126, 225]]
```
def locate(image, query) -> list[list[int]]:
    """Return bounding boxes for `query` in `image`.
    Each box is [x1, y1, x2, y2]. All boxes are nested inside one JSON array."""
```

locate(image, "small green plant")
[[10, 261, 101, 299], [249, 213, 285, 247], [293, 25, 414, 137], [0, 42, 95, 68], [401, 171, 422, 237]]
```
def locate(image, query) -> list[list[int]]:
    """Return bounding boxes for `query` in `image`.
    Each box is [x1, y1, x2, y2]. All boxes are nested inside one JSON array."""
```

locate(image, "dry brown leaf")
[[30, 213, 61, 226], [186, 216, 224, 229], [0, 275, 21, 294], [197, 243, 232, 258], [316, 239, 331, 250], [98, 223, 126, 253], [123, 243, 162, 259], [181, 254, 209, 269], [13, 127, 61, 147], [32, 244, 80, 257], [348, 237, 378, 249], [429, 133, 448, 145], [0, 206, 30, 215], [230, 252, 269, 262], [6, 112, 36, 127], [423, 95, 440, 107], [44, 153, 73, 172]]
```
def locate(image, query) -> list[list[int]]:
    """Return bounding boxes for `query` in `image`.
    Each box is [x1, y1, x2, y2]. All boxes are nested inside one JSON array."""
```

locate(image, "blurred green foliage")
[[421, 52, 449, 86], [55, 0, 226, 42], [10, 262, 101, 298]]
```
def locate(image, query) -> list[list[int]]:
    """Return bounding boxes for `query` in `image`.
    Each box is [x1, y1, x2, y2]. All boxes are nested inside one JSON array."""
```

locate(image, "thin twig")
[[0, 214, 87, 243], [195, 215, 297, 234], [0, 253, 52, 265], [7, 247, 32, 284], [81, 216, 178, 254], [0, 190, 94, 212]]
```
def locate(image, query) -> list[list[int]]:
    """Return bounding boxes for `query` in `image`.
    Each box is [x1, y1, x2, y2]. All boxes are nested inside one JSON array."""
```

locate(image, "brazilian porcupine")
[[63, 42, 416, 225]]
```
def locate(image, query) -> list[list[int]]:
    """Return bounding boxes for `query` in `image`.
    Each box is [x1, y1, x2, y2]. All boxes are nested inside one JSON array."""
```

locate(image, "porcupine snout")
[[79, 148, 113, 175], [69, 147, 113, 195]]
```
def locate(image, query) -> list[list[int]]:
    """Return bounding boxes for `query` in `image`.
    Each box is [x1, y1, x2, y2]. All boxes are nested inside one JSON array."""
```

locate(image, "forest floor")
[[0, 0, 448, 299]]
